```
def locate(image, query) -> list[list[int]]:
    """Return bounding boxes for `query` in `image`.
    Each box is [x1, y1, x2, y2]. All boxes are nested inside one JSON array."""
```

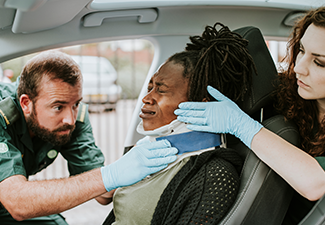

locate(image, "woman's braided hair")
[[167, 22, 256, 102]]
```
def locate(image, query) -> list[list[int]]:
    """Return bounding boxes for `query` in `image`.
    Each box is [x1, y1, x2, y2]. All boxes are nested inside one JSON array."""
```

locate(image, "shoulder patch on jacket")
[[0, 97, 20, 127], [77, 102, 88, 123]]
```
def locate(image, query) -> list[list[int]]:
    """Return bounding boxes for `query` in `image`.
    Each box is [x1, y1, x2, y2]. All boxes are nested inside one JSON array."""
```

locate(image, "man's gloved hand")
[[101, 140, 177, 192], [174, 85, 263, 148], [135, 137, 151, 146]]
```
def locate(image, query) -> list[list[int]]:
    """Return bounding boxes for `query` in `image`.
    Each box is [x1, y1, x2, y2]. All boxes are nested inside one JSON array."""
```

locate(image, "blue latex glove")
[[101, 140, 177, 191], [174, 85, 263, 148], [135, 137, 151, 146]]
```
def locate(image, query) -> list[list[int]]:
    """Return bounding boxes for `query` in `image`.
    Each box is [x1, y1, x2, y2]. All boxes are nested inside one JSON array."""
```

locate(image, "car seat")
[[217, 26, 300, 225], [298, 194, 325, 225]]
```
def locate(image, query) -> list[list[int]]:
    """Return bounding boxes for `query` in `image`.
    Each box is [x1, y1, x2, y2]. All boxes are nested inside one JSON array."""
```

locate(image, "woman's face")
[[140, 61, 189, 131], [294, 24, 325, 104]]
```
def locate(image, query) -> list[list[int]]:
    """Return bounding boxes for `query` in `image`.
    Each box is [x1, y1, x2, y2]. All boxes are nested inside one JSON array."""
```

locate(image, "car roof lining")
[[0, 0, 318, 64], [0, 0, 318, 34], [0, 4, 299, 62], [89, 0, 322, 11]]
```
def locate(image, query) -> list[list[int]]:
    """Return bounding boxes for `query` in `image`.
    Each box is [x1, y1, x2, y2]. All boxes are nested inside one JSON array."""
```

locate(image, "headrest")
[[232, 26, 278, 116]]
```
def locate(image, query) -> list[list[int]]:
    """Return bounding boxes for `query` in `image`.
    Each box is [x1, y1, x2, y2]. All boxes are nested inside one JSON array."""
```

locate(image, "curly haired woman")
[[176, 7, 325, 224]]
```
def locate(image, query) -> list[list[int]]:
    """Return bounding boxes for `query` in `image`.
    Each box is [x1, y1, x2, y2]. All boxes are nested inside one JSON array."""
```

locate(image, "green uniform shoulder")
[[0, 97, 20, 128], [76, 102, 88, 123]]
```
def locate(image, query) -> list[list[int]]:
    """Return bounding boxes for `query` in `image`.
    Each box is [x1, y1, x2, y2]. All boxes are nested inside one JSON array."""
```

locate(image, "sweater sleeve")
[[151, 149, 242, 225], [176, 157, 240, 224]]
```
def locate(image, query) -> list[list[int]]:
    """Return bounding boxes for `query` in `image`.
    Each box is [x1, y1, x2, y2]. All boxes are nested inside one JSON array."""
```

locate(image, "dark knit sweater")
[[103, 148, 243, 225]]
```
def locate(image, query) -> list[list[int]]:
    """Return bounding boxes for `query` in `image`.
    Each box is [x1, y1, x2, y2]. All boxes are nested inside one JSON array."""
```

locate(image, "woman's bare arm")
[[251, 128, 325, 201]]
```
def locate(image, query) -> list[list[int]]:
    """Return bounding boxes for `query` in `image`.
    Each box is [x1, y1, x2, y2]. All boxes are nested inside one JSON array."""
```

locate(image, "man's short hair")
[[17, 51, 82, 102]]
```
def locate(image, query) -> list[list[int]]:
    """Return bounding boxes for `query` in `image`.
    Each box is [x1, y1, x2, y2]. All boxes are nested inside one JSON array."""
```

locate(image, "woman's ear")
[[202, 97, 209, 102], [20, 94, 33, 116]]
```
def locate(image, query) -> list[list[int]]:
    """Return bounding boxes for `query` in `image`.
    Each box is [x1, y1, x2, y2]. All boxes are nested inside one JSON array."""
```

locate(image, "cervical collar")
[[137, 120, 223, 173], [137, 120, 221, 154]]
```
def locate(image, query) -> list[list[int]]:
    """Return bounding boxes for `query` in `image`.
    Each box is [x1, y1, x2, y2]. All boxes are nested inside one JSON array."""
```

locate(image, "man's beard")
[[26, 105, 75, 146]]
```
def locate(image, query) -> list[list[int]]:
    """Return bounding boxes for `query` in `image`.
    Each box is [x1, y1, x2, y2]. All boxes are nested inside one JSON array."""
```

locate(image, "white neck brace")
[[136, 119, 221, 174], [136, 119, 191, 144]]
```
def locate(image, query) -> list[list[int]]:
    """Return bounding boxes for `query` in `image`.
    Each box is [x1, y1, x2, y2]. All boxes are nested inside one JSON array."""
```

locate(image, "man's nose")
[[62, 108, 75, 125]]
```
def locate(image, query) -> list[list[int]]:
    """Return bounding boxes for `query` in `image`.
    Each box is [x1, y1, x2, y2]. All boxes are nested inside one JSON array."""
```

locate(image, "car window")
[[1, 39, 154, 99], [266, 39, 289, 71], [81, 63, 108, 74]]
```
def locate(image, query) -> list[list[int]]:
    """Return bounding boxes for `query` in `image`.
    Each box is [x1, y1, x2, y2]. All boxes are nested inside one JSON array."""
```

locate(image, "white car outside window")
[[71, 55, 122, 110]]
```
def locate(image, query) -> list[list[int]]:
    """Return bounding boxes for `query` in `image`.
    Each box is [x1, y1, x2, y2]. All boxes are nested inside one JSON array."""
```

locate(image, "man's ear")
[[20, 94, 33, 116]]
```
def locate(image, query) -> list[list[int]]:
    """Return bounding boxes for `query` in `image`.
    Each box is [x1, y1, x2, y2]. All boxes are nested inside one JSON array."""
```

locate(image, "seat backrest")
[[218, 26, 300, 225], [234, 26, 278, 119], [299, 194, 325, 225]]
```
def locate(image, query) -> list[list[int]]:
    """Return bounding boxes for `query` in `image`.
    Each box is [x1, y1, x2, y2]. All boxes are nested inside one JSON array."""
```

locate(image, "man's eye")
[[54, 106, 62, 111]]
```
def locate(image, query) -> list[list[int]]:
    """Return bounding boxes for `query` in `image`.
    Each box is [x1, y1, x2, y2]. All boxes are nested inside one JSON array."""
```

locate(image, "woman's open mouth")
[[139, 108, 156, 119]]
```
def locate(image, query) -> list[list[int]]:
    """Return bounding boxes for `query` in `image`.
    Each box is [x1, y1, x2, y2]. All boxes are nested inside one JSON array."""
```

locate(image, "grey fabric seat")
[[218, 26, 300, 225]]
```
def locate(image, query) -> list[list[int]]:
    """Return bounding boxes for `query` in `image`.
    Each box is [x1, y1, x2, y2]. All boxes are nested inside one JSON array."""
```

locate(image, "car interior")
[[1, 0, 325, 224], [217, 25, 299, 225]]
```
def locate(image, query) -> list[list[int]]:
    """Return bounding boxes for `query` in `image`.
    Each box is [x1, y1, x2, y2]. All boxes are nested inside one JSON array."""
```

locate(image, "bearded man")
[[0, 51, 177, 225]]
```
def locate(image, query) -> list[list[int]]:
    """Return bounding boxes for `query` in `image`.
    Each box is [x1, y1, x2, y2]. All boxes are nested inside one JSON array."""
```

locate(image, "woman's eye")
[[156, 87, 166, 93], [298, 48, 305, 54], [314, 60, 325, 68]]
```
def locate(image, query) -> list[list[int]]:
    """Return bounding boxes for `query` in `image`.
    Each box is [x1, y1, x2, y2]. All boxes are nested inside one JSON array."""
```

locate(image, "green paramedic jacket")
[[0, 79, 105, 216]]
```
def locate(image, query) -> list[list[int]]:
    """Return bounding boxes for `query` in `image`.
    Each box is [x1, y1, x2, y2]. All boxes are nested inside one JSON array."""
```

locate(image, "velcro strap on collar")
[[156, 131, 221, 154]]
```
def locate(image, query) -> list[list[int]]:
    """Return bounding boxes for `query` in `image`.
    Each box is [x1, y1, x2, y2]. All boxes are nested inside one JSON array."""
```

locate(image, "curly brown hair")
[[277, 7, 325, 156]]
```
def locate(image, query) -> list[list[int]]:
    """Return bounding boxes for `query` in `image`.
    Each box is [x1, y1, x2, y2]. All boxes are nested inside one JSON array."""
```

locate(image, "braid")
[[187, 22, 255, 101], [167, 22, 256, 102]]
